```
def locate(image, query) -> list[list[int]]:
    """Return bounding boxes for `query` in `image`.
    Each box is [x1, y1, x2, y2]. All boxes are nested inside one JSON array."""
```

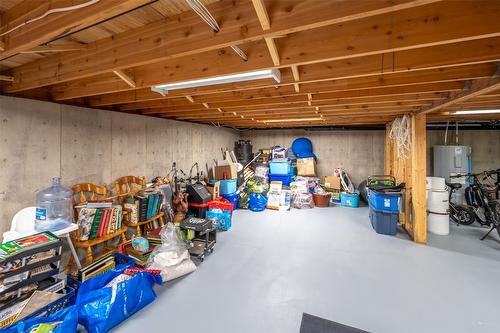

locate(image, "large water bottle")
[[35, 177, 73, 232]]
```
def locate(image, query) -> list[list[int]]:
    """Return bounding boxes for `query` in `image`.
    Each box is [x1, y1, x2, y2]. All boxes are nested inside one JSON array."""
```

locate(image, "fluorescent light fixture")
[[452, 109, 500, 115], [152, 69, 281, 94], [263, 117, 323, 123]]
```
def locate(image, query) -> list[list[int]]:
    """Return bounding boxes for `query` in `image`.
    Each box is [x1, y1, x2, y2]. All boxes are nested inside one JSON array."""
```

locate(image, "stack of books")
[[75, 201, 123, 241], [78, 252, 116, 282], [125, 189, 163, 223], [146, 227, 162, 247]]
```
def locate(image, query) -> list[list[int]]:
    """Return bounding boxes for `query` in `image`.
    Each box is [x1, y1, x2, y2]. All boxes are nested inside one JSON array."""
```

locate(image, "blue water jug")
[[35, 177, 73, 232]]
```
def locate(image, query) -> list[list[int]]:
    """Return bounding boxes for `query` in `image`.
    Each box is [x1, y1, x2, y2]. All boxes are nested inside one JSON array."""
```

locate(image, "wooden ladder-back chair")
[[70, 182, 127, 269], [114, 176, 164, 237]]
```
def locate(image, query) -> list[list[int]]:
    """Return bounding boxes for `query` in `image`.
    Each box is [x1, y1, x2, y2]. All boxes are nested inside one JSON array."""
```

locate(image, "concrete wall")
[[241, 129, 500, 185], [0, 96, 238, 236], [427, 130, 500, 175], [240, 129, 385, 186]]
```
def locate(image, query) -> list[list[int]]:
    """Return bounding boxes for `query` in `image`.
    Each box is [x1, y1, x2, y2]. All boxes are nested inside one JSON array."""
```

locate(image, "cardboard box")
[[324, 176, 341, 190], [214, 164, 237, 180], [297, 157, 316, 176]]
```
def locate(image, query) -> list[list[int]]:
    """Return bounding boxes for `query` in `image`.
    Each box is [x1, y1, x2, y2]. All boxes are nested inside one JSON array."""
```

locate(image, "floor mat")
[[300, 313, 370, 333]]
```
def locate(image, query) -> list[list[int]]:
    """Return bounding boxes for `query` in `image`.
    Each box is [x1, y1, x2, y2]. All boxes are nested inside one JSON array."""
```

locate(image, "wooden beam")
[[0, 0, 152, 59], [0, 75, 14, 82], [74, 38, 500, 106], [293, 83, 300, 93], [3, 0, 448, 92], [411, 113, 427, 244], [185, 95, 195, 103], [112, 70, 136, 88], [265, 37, 280, 66], [20, 43, 86, 54], [418, 68, 500, 114], [49, 30, 500, 101], [251, 0, 270, 30]]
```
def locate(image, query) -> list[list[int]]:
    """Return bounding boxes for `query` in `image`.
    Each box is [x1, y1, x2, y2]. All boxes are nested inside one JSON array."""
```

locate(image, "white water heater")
[[433, 145, 471, 204]]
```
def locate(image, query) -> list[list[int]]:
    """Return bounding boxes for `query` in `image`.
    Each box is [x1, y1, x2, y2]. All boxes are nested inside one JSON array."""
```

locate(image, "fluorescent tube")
[[152, 69, 281, 94], [263, 117, 323, 123], [452, 109, 500, 115]]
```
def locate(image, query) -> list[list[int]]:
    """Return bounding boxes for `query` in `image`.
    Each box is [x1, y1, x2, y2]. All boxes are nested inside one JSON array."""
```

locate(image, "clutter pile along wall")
[[241, 130, 386, 186], [0, 96, 239, 236]]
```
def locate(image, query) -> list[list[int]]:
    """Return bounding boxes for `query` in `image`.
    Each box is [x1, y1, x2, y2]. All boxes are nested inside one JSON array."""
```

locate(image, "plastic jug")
[[35, 177, 73, 232]]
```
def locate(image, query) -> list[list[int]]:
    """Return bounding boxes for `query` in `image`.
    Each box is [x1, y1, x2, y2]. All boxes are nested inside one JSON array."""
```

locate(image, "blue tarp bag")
[[77, 268, 162, 333], [206, 208, 232, 231], [3, 306, 78, 333], [249, 193, 267, 212]]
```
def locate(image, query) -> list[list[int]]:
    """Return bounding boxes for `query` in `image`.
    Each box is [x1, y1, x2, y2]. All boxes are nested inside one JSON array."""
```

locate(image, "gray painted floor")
[[116, 206, 500, 333]]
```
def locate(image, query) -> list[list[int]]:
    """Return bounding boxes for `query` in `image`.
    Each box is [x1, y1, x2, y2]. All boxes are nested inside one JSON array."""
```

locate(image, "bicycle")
[[452, 172, 500, 240], [465, 169, 500, 225], [445, 180, 475, 225]]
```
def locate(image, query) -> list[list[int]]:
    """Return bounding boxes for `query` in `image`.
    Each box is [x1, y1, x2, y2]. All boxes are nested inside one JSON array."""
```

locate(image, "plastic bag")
[[249, 180, 269, 195], [77, 268, 161, 333], [146, 223, 196, 282], [4, 306, 78, 333], [238, 191, 250, 209], [206, 208, 232, 231], [292, 193, 314, 209], [147, 250, 196, 282], [249, 193, 268, 212], [254, 164, 269, 178]]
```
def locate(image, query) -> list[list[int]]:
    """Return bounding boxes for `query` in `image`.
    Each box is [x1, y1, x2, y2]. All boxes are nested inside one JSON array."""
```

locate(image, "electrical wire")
[[186, 0, 248, 61], [0, 0, 100, 37], [389, 114, 411, 160]]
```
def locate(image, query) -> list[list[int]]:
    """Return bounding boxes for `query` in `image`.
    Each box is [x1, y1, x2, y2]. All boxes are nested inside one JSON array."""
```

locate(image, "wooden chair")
[[114, 176, 165, 237], [70, 183, 127, 269]]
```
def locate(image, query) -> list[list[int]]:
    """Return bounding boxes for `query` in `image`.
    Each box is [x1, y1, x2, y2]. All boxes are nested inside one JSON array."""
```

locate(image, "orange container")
[[313, 193, 331, 207]]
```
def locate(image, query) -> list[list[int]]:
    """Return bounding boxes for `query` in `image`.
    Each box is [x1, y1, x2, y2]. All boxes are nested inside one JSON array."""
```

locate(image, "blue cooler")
[[220, 179, 237, 195], [269, 160, 291, 175]]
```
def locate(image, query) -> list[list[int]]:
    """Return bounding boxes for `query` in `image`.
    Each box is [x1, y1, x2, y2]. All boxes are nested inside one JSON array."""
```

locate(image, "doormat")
[[300, 313, 370, 333]]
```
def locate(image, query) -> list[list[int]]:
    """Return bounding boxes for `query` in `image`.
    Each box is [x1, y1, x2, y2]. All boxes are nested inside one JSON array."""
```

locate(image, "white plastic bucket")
[[427, 190, 449, 214], [427, 189, 449, 235], [426, 177, 446, 191], [428, 213, 450, 235]]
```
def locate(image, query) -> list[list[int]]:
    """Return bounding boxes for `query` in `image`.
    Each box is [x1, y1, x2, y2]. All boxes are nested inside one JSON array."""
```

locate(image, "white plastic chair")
[[3, 206, 81, 269], [3, 206, 37, 241]]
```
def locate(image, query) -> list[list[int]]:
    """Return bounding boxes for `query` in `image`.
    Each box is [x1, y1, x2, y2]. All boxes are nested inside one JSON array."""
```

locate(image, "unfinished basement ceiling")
[[0, 0, 500, 128]]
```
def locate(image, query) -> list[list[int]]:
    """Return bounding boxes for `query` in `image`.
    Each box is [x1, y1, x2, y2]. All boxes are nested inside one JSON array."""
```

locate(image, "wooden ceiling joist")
[[0, 0, 153, 60], [20, 43, 86, 54], [86, 62, 496, 107], [418, 64, 500, 114], [3, 0, 442, 92], [50, 34, 500, 102]]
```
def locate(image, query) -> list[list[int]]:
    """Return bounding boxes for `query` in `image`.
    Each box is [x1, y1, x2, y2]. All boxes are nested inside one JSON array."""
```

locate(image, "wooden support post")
[[411, 113, 427, 243], [384, 123, 393, 175]]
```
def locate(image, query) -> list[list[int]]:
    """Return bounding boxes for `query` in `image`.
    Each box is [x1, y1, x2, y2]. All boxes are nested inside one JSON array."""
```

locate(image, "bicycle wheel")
[[450, 206, 475, 225], [473, 206, 489, 225]]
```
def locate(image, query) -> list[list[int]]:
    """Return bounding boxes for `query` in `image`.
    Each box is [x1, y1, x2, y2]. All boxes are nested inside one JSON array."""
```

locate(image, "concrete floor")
[[116, 206, 500, 333]]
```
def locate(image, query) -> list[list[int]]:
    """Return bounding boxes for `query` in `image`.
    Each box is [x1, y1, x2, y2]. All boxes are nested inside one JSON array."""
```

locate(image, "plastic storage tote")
[[35, 177, 73, 232], [269, 160, 291, 175], [341, 192, 359, 208], [220, 179, 237, 195], [368, 189, 401, 213], [369, 206, 398, 235], [269, 173, 293, 186]]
